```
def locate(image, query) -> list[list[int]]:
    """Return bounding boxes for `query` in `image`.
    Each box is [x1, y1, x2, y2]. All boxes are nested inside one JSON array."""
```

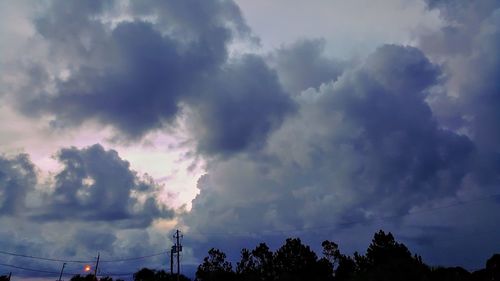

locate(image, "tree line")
[[1, 230, 499, 281]]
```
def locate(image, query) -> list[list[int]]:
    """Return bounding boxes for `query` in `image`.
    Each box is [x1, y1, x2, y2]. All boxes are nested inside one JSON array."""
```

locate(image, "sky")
[[0, 0, 499, 279]]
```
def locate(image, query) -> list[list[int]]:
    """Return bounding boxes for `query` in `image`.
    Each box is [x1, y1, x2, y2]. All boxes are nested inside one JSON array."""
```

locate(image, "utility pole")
[[7, 272, 11, 281], [58, 263, 66, 281], [173, 230, 183, 281], [170, 246, 174, 275], [94, 253, 100, 281]]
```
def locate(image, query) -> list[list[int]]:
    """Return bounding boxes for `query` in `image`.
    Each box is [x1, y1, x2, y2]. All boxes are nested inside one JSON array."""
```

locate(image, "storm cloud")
[[0, 144, 175, 277], [1, 144, 172, 227], [1, 0, 500, 277], [0, 153, 37, 216], [269, 39, 344, 95], [12, 0, 293, 157], [32, 144, 172, 227], [188, 54, 295, 155], [421, 0, 500, 189], [183, 44, 474, 234], [178, 0, 500, 269]]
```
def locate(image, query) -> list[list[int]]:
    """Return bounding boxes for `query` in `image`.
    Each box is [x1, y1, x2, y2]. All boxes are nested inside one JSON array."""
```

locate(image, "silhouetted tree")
[[236, 248, 259, 281], [70, 274, 98, 281], [251, 243, 275, 281], [472, 254, 500, 281], [69, 275, 120, 281], [430, 266, 471, 281], [322, 240, 341, 269], [65, 230, 500, 281], [321, 240, 346, 281], [134, 268, 156, 281], [486, 254, 500, 281], [274, 238, 330, 281], [156, 269, 191, 281], [196, 248, 234, 281], [0, 275, 9, 281], [335, 254, 356, 281], [352, 230, 430, 281], [133, 268, 190, 281]]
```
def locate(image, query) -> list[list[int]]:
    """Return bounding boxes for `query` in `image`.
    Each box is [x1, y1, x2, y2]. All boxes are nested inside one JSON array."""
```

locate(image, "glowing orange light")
[[84, 265, 91, 272]]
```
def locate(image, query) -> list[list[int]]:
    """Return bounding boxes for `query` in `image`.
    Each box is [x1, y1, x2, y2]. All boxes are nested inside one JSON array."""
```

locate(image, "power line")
[[99, 251, 169, 263], [0, 192, 498, 278], [0, 251, 92, 264], [0, 262, 78, 276], [0, 250, 169, 264], [0, 262, 141, 277]]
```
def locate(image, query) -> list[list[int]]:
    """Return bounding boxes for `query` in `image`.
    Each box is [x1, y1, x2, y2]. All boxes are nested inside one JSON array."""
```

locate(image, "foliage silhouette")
[[273, 238, 331, 281], [236, 243, 275, 281], [430, 266, 471, 281], [69, 275, 121, 281], [195, 230, 500, 281], [133, 268, 190, 281], [354, 230, 430, 281], [60, 230, 500, 281], [196, 248, 235, 281], [70, 274, 99, 281]]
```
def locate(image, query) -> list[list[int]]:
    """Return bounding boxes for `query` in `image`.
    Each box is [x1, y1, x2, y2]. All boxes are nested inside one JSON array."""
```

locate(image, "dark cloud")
[[31, 144, 172, 227], [32, 20, 206, 138], [188, 55, 295, 155], [177, 43, 500, 271], [269, 39, 344, 94], [2, 0, 500, 274], [0, 144, 172, 227], [424, 0, 499, 22], [130, 0, 251, 39], [0, 218, 170, 278], [183, 44, 474, 238], [422, 0, 500, 151], [0, 153, 37, 216], [0, 145, 174, 277], [74, 228, 117, 252], [24, 0, 234, 139], [13, 0, 295, 157], [418, 15, 500, 265]]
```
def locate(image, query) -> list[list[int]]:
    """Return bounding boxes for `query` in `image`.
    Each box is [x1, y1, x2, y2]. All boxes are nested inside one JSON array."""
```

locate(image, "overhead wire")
[[0, 262, 139, 277], [0, 250, 169, 278], [0, 262, 78, 276], [99, 251, 169, 263], [0, 193, 498, 277], [0, 250, 92, 263], [0, 250, 169, 264]]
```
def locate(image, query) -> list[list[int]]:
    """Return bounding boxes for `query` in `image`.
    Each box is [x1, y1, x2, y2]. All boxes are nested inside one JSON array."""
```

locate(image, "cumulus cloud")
[[29, 144, 172, 227], [179, 44, 498, 267], [269, 39, 344, 95], [421, 0, 500, 151], [183, 44, 473, 230], [0, 153, 37, 216], [0, 144, 175, 277], [20, 0, 232, 139], [1, 143, 173, 228], [187, 54, 295, 155], [177, 0, 500, 269], [5, 0, 293, 158], [1, 0, 500, 275]]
